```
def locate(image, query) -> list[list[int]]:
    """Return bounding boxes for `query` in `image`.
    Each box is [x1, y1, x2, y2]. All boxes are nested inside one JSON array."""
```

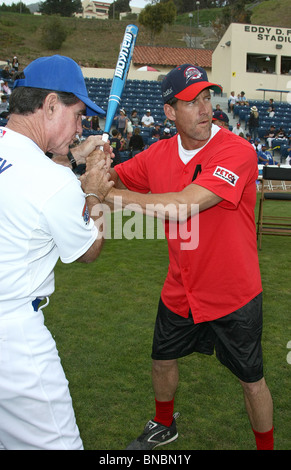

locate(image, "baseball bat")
[[102, 24, 139, 143]]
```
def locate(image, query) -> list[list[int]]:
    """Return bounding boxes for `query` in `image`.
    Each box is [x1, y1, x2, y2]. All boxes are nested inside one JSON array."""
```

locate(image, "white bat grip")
[[100, 132, 109, 151]]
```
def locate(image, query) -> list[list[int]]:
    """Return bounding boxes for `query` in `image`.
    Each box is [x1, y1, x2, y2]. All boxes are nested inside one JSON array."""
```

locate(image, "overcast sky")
[[1, 0, 149, 8]]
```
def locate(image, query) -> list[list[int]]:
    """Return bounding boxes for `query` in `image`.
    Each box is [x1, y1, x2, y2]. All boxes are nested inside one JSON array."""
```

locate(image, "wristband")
[[67, 150, 77, 169], [85, 193, 103, 204]]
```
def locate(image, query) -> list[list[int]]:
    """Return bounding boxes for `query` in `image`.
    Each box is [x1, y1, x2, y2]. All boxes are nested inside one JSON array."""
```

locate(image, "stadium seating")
[[233, 100, 291, 140]]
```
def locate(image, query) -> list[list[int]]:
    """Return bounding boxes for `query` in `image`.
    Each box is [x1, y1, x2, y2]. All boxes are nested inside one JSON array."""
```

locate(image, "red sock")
[[154, 398, 174, 427], [252, 427, 274, 450]]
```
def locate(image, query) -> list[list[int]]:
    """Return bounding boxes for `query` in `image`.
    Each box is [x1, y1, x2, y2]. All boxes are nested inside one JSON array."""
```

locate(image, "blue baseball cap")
[[212, 110, 229, 124], [13, 55, 105, 116], [162, 64, 222, 103]]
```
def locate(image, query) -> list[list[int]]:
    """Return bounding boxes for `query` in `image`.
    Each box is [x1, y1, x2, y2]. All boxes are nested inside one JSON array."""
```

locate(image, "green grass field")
[[44, 196, 291, 450]]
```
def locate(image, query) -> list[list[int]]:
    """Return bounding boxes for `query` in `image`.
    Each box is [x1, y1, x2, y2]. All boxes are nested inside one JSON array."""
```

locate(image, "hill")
[[0, 0, 290, 70]]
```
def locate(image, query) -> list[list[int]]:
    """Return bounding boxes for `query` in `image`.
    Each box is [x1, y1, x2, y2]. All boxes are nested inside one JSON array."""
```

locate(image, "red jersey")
[[115, 127, 262, 323]]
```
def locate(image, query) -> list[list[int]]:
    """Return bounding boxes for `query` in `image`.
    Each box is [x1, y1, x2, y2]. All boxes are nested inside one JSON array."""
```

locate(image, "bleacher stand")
[[232, 99, 291, 163]]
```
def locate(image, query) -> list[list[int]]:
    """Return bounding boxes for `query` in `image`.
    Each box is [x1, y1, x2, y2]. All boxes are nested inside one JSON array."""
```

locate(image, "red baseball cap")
[[162, 64, 222, 103]]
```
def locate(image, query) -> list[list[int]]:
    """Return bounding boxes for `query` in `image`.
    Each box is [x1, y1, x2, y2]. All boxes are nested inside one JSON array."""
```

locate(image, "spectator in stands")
[[110, 129, 121, 167], [2, 81, 11, 96], [1, 66, 12, 79], [237, 91, 248, 105], [82, 116, 91, 131], [267, 99, 275, 113], [130, 109, 140, 126], [160, 127, 171, 140], [248, 106, 260, 139], [212, 110, 229, 129], [114, 108, 128, 137], [117, 131, 127, 152], [275, 127, 288, 141], [232, 122, 242, 136], [257, 144, 277, 165], [128, 127, 145, 157], [268, 106, 275, 118], [151, 123, 162, 139], [12, 56, 19, 72], [252, 138, 262, 153], [164, 117, 175, 128], [285, 146, 291, 165], [127, 119, 133, 140], [264, 125, 277, 148], [0, 95, 9, 118], [91, 115, 100, 132], [228, 91, 238, 112], [245, 133, 252, 143], [141, 109, 155, 128]]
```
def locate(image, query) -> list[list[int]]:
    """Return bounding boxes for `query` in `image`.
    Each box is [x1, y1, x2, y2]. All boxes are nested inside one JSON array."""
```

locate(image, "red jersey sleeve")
[[193, 130, 258, 209]]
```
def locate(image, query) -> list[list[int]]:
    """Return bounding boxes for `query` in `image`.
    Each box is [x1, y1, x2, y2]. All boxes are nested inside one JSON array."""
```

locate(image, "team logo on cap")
[[184, 67, 202, 83]]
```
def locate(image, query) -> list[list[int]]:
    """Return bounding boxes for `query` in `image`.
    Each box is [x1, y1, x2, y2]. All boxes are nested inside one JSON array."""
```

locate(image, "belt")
[[31, 297, 50, 312], [32, 298, 42, 311]]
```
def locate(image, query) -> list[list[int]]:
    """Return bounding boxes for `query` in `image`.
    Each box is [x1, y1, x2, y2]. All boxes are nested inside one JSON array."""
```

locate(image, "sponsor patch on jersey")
[[82, 202, 90, 225], [0, 129, 6, 138], [213, 166, 239, 187]]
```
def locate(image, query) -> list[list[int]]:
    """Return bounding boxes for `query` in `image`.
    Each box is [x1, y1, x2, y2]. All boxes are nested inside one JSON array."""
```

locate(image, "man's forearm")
[[105, 184, 222, 221]]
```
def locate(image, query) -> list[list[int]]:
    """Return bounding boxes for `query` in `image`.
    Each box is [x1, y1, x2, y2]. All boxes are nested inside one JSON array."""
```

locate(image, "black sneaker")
[[126, 412, 179, 450]]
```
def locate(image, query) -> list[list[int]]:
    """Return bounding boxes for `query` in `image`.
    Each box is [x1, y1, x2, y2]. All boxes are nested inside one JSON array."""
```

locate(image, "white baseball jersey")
[[0, 127, 98, 314]]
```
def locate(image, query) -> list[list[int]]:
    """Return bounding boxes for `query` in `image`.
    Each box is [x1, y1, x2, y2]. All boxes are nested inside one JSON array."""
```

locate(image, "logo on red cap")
[[184, 67, 202, 83]]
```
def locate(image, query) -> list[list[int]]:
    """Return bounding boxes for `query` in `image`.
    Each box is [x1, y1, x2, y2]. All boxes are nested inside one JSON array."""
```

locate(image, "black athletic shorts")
[[151, 294, 264, 383]]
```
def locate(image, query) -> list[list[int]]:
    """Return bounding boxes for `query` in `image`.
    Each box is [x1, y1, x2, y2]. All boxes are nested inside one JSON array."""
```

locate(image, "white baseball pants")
[[0, 305, 83, 450]]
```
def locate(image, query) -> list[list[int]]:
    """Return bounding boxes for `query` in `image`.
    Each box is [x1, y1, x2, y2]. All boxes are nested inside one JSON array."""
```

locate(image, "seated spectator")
[[12, 56, 19, 72], [117, 132, 127, 152], [91, 115, 100, 131], [237, 91, 248, 105], [2, 81, 11, 95], [82, 116, 91, 131], [141, 109, 154, 128], [232, 122, 242, 136], [164, 117, 175, 128], [268, 106, 275, 118], [275, 127, 288, 141], [160, 128, 171, 140], [257, 144, 277, 165], [151, 123, 162, 139], [285, 146, 291, 165], [228, 91, 238, 112], [252, 138, 262, 153], [1, 65, 12, 79], [264, 125, 277, 148], [130, 109, 140, 126], [267, 99, 275, 113], [212, 110, 229, 129], [128, 127, 145, 156], [0, 95, 9, 118]]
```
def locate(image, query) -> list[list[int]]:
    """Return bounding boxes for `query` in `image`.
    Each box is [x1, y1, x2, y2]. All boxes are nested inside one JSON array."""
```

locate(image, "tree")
[[0, 2, 31, 13], [138, 1, 176, 43], [40, 15, 68, 49], [39, 0, 82, 17], [109, 0, 131, 19]]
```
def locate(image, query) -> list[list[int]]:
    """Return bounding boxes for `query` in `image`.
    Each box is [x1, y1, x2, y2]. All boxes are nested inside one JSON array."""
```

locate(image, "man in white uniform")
[[0, 55, 113, 450]]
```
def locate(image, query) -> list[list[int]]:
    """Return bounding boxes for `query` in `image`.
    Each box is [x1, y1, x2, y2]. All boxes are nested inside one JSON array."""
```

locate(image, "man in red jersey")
[[105, 64, 274, 450]]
